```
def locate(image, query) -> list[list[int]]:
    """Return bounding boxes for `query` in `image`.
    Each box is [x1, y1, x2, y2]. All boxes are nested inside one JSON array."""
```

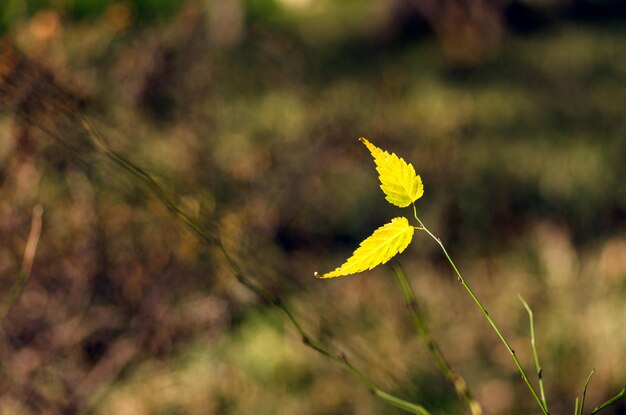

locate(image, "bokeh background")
[[1, 0, 625, 414]]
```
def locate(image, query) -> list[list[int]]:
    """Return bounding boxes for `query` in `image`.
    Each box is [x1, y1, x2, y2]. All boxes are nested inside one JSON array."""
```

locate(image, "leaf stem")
[[519, 294, 549, 413], [412, 204, 548, 415], [392, 262, 483, 415], [589, 386, 626, 414]]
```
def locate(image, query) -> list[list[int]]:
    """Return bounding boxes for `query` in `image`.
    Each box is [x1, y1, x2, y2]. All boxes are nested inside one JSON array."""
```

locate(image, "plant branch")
[[589, 386, 626, 414], [519, 294, 549, 413], [579, 369, 595, 415], [412, 203, 548, 414], [391, 262, 483, 415]]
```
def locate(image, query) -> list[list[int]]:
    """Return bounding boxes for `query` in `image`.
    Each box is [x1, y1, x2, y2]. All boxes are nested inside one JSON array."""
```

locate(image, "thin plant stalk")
[[575, 397, 580, 415], [79, 114, 429, 415], [412, 203, 548, 415], [519, 294, 549, 413], [392, 262, 483, 415], [590, 386, 626, 414], [578, 369, 595, 415], [0, 205, 43, 322]]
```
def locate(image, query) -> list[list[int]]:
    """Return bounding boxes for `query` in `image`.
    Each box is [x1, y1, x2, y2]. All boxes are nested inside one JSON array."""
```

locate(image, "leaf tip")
[[314, 271, 334, 279], [359, 137, 379, 154]]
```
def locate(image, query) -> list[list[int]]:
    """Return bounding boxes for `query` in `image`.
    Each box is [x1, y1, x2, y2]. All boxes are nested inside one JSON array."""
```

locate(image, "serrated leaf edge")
[[315, 217, 414, 279], [359, 137, 423, 208]]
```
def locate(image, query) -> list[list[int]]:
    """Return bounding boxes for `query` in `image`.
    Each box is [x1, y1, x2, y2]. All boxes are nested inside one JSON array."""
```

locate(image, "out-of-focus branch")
[[0, 205, 43, 322], [392, 262, 483, 415], [0, 39, 430, 414]]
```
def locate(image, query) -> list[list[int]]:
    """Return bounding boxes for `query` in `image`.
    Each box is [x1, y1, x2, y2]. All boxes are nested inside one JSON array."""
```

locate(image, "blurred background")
[[1, 0, 625, 414]]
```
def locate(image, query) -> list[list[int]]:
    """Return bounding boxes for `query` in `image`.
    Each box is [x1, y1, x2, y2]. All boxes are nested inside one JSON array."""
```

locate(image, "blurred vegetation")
[[1, 0, 625, 414]]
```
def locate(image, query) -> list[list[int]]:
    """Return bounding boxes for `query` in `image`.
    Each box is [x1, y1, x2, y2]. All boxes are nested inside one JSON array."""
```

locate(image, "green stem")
[[519, 294, 549, 413], [392, 262, 483, 415], [589, 386, 626, 414], [579, 369, 595, 415], [79, 114, 428, 415], [412, 204, 548, 415], [298, 320, 430, 414]]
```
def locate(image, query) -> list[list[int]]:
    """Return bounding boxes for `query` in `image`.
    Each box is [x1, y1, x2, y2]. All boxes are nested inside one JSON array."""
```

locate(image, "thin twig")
[[391, 262, 483, 415], [589, 386, 626, 414], [519, 294, 549, 413], [411, 203, 548, 415], [579, 369, 595, 415], [0, 205, 43, 322]]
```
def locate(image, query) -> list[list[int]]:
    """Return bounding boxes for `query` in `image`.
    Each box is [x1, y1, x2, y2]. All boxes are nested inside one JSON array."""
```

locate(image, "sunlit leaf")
[[316, 217, 414, 278], [360, 137, 423, 208]]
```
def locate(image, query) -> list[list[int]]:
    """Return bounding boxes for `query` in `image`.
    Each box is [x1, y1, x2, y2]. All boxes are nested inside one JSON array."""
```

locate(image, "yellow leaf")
[[316, 217, 414, 278], [359, 137, 423, 208]]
